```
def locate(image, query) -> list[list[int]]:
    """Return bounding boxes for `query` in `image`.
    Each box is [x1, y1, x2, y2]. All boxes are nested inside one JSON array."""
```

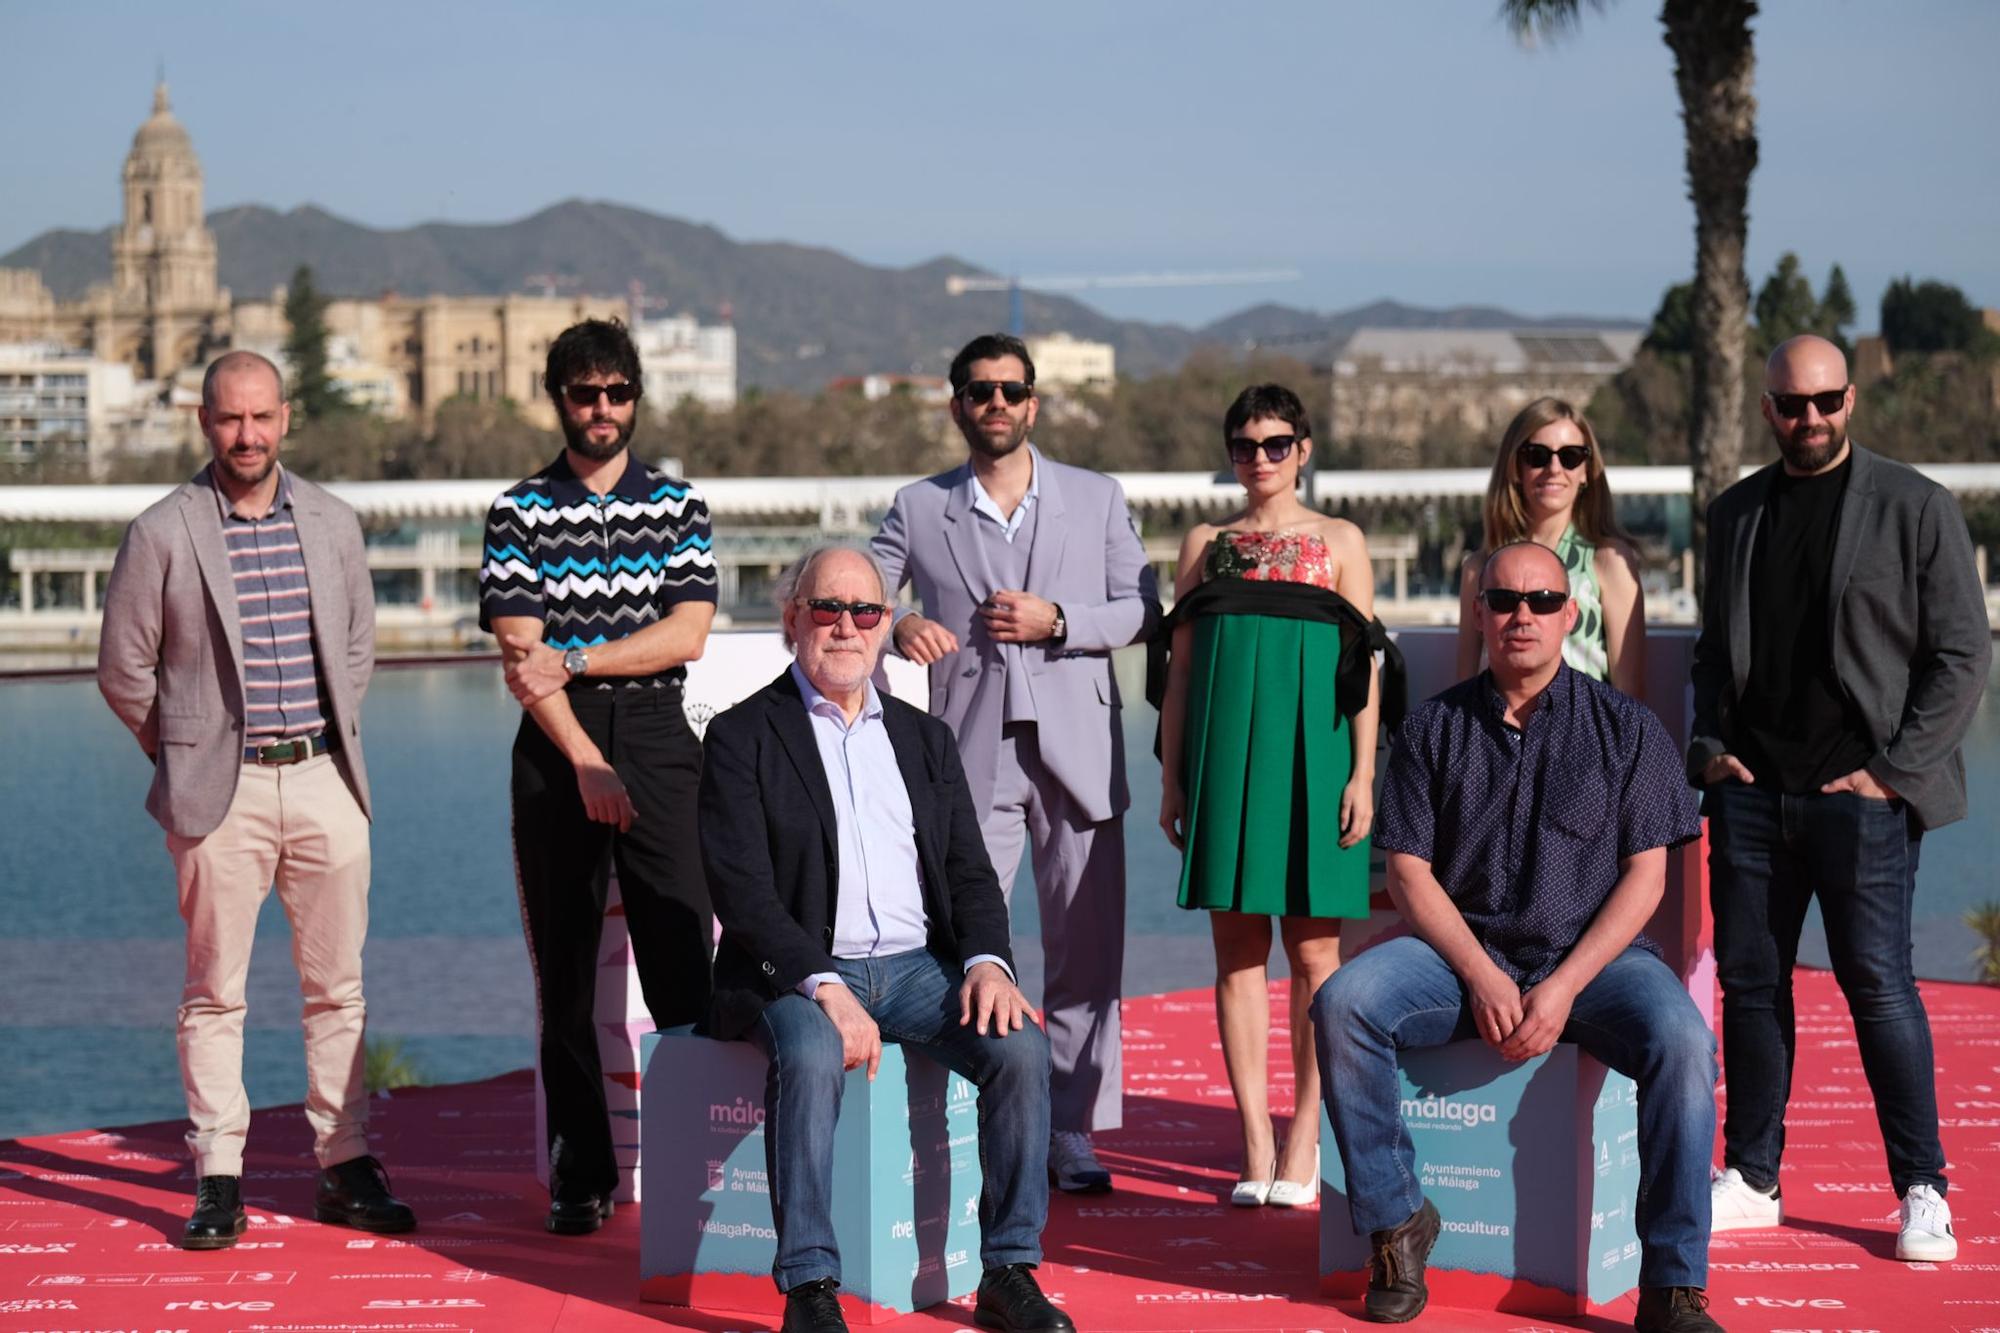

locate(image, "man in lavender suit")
[[872, 333, 1161, 1192]]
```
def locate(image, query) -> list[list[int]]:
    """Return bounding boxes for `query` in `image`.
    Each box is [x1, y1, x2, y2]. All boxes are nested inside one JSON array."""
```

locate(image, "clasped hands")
[[814, 961, 1039, 1080], [1468, 965, 1575, 1063]]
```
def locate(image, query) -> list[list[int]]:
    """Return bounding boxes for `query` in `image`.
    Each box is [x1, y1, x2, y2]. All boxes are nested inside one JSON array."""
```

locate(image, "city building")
[[0, 342, 181, 471], [1026, 331, 1116, 391], [634, 313, 737, 415]]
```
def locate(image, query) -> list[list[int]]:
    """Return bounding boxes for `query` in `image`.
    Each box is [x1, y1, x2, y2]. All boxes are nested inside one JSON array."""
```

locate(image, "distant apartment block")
[[1026, 331, 1116, 391], [0, 342, 184, 471], [635, 313, 737, 414], [1330, 327, 1642, 451]]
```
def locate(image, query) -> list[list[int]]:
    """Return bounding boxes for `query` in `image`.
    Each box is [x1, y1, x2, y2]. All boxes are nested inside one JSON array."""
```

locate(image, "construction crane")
[[945, 268, 1302, 337]]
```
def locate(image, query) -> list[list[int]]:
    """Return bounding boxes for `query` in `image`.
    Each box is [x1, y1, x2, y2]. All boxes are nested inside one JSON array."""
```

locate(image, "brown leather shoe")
[[1363, 1198, 1440, 1323], [1634, 1286, 1724, 1332]]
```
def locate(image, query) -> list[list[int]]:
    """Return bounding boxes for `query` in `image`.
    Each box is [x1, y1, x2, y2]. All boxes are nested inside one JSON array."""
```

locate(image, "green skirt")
[[1176, 611, 1370, 918]]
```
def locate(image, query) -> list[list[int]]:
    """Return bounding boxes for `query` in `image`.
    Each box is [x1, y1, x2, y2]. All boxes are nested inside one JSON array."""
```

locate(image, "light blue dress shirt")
[[967, 446, 1040, 542], [790, 662, 1010, 999]]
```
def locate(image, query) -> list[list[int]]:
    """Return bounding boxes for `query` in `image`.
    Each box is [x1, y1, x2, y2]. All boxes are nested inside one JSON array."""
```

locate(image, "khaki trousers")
[[167, 751, 372, 1177]]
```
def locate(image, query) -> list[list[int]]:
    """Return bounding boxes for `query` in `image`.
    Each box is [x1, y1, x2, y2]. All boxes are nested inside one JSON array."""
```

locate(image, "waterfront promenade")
[[3, 967, 1996, 1331]]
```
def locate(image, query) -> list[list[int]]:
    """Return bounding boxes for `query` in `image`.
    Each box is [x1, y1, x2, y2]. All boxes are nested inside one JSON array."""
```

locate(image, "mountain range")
[[1, 199, 1640, 391]]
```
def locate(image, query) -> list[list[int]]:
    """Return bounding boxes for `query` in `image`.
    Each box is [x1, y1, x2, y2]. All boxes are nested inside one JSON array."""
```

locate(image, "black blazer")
[[699, 669, 1015, 1041], [1688, 442, 1991, 830]]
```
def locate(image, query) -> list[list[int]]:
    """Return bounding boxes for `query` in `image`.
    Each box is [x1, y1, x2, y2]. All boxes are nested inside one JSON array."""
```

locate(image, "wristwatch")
[[1049, 604, 1067, 643], [562, 647, 590, 679]]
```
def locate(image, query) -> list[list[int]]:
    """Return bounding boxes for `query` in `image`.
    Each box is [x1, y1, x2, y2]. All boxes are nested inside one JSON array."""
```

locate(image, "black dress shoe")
[[1364, 1197, 1440, 1323], [1635, 1286, 1725, 1333], [314, 1155, 417, 1233], [184, 1175, 246, 1250], [546, 1184, 615, 1235], [781, 1277, 848, 1333], [974, 1264, 1075, 1333]]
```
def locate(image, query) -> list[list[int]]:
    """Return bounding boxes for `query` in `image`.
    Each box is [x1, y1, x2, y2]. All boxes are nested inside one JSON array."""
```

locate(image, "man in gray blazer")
[[1690, 334, 1990, 1264], [873, 333, 1161, 1192], [98, 351, 414, 1250]]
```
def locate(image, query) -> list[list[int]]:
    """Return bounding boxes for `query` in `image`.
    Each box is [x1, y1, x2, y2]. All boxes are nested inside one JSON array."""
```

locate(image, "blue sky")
[[1, 1, 1993, 330]]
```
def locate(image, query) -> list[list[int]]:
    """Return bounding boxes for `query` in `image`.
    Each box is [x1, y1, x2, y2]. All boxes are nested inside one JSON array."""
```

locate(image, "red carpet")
[[3, 968, 1996, 1331]]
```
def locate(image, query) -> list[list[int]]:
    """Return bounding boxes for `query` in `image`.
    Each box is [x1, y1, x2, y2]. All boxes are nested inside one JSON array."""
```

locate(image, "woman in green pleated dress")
[[1158, 384, 1381, 1209]]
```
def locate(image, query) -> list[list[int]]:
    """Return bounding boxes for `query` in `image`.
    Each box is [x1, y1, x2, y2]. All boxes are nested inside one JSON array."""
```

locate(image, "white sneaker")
[[1048, 1130, 1112, 1194], [1896, 1183, 1957, 1261], [1710, 1166, 1783, 1232]]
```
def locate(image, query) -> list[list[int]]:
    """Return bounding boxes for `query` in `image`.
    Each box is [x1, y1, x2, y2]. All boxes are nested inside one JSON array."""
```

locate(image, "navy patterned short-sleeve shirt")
[[1375, 664, 1702, 986]]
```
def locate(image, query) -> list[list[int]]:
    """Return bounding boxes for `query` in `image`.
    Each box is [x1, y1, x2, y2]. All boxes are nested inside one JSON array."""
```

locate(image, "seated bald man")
[[698, 545, 1073, 1333], [1310, 541, 1720, 1333]]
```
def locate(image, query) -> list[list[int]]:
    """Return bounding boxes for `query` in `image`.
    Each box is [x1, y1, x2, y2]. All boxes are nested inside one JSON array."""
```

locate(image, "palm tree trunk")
[[1663, 0, 1758, 601]]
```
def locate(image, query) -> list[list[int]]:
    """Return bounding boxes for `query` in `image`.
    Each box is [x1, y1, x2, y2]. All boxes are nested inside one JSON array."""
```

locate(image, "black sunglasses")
[[803, 598, 888, 629], [1517, 443, 1590, 471], [1765, 388, 1848, 419], [1479, 588, 1569, 616], [1226, 435, 1300, 465], [961, 380, 1033, 406], [563, 381, 641, 407]]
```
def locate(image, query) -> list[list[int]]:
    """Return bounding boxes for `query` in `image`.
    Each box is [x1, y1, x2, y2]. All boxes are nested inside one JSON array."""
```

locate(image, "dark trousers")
[[1708, 783, 1945, 1197], [513, 684, 712, 1194]]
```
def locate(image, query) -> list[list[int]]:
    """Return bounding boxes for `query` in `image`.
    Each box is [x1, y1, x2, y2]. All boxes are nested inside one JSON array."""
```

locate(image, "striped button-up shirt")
[[214, 465, 330, 742]]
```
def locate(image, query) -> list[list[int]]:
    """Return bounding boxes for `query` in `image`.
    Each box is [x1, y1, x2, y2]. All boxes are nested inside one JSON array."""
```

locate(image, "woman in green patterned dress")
[[1158, 384, 1382, 1208], [1454, 396, 1647, 694]]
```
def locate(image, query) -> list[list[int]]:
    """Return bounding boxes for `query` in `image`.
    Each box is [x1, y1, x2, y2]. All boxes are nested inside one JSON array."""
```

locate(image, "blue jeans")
[[1708, 783, 1944, 1196], [748, 948, 1051, 1292], [1312, 936, 1717, 1289]]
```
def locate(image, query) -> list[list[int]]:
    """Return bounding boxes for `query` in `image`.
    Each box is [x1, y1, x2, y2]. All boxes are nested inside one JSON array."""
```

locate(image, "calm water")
[[3, 647, 1997, 1140]]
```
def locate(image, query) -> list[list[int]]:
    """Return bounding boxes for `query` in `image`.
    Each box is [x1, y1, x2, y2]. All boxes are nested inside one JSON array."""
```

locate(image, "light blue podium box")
[[638, 1028, 984, 1324], [1319, 1042, 1642, 1317]]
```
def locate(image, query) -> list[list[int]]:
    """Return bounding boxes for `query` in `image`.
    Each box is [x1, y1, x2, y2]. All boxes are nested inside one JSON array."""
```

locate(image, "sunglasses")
[[1517, 443, 1590, 471], [1226, 435, 1300, 465], [803, 598, 888, 629], [1765, 388, 1848, 419], [961, 380, 1033, 406], [1479, 588, 1569, 616], [563, 381, 641, 407]]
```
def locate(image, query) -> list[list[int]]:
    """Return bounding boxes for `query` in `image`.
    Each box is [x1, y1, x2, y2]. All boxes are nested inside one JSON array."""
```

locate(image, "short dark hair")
[[1223, 383, 1311, 442], [545, 319, 642, 412], [948, 333, 1036, 394]]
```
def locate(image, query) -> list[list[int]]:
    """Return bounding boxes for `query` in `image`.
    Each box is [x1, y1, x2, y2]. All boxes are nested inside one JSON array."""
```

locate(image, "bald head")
[[201, 350, 286, 410], [1765, 334, 1848, 392], [1479, 540, 1569, 596]]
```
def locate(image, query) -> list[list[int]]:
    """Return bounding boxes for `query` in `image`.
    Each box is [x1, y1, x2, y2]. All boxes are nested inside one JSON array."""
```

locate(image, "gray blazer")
[[1688, 442, 1991, 830], [872, 449, 1161, 825], [98, 467, 376, 838]]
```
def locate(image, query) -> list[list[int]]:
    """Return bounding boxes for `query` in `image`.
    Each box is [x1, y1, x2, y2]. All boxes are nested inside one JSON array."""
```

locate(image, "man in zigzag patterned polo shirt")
[[479, 319, 719, 1236]]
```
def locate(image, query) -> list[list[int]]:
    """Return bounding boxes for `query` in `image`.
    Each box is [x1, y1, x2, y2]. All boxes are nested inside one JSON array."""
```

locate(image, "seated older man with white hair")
[[697, 545, 1073, 1333]]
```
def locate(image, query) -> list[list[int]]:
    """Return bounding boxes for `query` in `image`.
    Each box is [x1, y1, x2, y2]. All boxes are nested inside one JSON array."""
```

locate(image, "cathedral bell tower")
[[110, 82, 219, 378]]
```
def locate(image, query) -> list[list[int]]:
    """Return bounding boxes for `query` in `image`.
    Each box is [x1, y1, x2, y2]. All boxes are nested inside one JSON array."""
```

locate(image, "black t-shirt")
[[1736, 455, 1875, 792]]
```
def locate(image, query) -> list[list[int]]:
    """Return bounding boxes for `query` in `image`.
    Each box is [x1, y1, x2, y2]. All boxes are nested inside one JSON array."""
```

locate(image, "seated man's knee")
[[981, 1021, 1050, 1092], [764, 1004, 848, 1094], [1647, 997, 1718, 1083]]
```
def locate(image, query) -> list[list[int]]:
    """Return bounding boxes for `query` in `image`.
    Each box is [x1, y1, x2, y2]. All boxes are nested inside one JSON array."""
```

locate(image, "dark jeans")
[[1312, 937, 1717, 1289], [513, 685, 712, 1195], [1708, 783, 1944, 1196], [749, 949, 1051, 1293]]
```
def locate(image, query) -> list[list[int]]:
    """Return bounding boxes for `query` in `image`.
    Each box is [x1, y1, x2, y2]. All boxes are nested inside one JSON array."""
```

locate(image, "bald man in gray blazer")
[[873, 333, 1161, 1192], [98, 351, 412, 1249]]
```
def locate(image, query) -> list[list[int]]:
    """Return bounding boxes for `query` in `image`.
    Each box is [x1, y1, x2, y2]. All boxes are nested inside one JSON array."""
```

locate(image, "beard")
[[214, 446, 276, 489], [1774, 417, 1847, 474], [563, 413, 636, 462], [958, 408, 1030, 460]]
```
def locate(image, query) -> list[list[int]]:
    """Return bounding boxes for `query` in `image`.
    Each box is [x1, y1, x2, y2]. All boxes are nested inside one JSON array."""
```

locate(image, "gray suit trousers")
[[982, 723, 1124, 1132]]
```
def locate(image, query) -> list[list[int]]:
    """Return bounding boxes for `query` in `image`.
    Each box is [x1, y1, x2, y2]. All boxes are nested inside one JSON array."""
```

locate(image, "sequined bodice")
[[1204, 529, 1338, 590]]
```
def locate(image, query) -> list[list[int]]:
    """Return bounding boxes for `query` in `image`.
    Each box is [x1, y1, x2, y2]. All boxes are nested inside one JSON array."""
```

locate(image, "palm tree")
[[1501, 0, 1758, 595]]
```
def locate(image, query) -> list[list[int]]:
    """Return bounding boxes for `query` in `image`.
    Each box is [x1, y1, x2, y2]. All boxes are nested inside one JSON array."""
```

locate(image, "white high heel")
[[1267, 1146, 1320, 1207], [1230, 1156, 1276, 1207]]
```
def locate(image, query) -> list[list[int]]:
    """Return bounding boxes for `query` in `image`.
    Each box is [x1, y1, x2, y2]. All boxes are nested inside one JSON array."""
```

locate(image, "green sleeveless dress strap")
[[1554, 524, 1609, 681]]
